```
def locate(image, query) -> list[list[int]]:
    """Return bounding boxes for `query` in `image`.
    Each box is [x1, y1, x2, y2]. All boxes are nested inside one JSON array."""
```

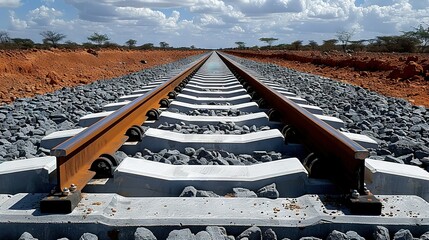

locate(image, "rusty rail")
[[218, 52, 369, 192], [50, 53, 210, 193]]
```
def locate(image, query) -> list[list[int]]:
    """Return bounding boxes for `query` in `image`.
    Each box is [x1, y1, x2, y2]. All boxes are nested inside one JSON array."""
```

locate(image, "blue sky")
[[0, 0, 428, 48]]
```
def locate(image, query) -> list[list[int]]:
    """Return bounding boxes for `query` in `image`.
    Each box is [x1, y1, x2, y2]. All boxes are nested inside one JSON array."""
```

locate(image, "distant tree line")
[[233, 24, 429, 53], [0, 30, 200, 50]]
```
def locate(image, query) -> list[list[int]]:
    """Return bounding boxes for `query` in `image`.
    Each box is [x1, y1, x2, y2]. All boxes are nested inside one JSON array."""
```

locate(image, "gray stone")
[[327, 230, 347, 240], [260, 155, 272, 162], [0, 138, 10, 145], [373, 226, 390, 240], [196, 231, 212, 240], [257, 183, 279, 199], [263, 228, 277, 240], [421, 157, 429, 166], [184, 147, 196, 156], [415, 150, 429, 159], [299, 237, 321, 240], [179, 186, 197, 197], [206, 226, 229, 240], [393, 229, 413, 240], [233, 188, 257, 198], [134, 227, 157, 240], [167, 229, 196, 240], [345, 231, 364, 240], [237, 226, 261, 240], [18, 232, 38, 240], [397, 153, 414, 163], [388, 140, 416, 156], [49, 113, 68, 123], [420, 231, 429, 240], [196, 190, 220, 197], [79, 233, 98, 240], [384, 155, 404, 164]]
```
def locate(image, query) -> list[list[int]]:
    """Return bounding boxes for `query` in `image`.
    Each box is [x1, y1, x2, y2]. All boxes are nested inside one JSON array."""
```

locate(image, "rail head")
[[218, 51, 369, 192], [50, 53, 211, 192]]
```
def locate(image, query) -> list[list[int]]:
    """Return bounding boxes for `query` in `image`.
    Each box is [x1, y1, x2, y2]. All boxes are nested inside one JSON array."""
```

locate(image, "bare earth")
[[1, 49, 428, 107], [0, 49, 206, 104], [226, 50, 429, 107]]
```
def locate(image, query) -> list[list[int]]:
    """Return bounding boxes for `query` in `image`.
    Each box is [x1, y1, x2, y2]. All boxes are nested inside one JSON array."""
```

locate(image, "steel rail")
[[218, 52, 369, 192], [50, 53, 210, 192]]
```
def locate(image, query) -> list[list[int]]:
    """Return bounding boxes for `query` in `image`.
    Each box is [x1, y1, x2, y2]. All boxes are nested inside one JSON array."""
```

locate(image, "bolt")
[[351, 189, 360, 199], [363, 187, 370, 195], [62, 187, 70, 196], [70, 184, 77, 192]]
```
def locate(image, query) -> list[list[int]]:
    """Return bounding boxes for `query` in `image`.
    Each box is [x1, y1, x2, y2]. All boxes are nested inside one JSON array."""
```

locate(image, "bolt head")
[[70, 184, 77, 192], [351, 189, 360, 199], [62, 187, 70, 196]]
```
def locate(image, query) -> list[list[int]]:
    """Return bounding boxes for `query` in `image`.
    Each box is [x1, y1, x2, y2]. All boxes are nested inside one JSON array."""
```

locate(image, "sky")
[[0, 0, 428, 49]]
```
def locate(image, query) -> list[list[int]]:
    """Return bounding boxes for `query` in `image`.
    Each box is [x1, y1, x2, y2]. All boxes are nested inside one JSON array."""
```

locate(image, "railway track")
[[0, 51, 428, 239]]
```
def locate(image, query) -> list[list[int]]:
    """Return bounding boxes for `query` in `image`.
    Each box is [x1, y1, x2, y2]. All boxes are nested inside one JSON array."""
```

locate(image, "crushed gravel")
[[17, 226, 429, 240], [225, 53, 429, 172]]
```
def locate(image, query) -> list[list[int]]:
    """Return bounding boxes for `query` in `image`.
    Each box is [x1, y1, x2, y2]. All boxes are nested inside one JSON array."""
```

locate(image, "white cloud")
[[228, 0, 305, 15], [27, 5, 63, 26], [4, 0, 429, 48], [230, 25, 245, 33], [196, 14, 225, 27], [9, 10, 27, 29], [0, 0, 21, 8]]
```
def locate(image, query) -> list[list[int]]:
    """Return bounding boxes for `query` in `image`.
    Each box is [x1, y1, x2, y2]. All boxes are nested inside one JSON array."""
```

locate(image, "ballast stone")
[[373, 226, 390, 240], [393, 229, 413, 240], [134, 227, 157, 240], [18, 232, 38, 240], [237, 226, 262, 240], [326, 230, 347, 240], [79, 233, 98, 240], [167, 229, 196, 240]]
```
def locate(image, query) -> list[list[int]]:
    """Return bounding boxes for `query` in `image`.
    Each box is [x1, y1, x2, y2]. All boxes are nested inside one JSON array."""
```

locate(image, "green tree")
[[375, 35, 419, 52], [40, 30, 66, 47], [159, 41, 169, 48], [125, 39, 137, 48], [348, 40, 366, 52], [190, 45, 196, 49], [88, 32, 110, 45], [403, 24, 429, 52], [259, 37, 278, 47], [336, 30, 354, 52], [308, 40, 318, 50], [235, 41, 246, 49], [321, 39, 338, 51], [140, 43, 154, 49], [11, 38, 35, 49], [63, 40, 80, 49], [0, 31, 11, 44], [291, 40, 303, 50]]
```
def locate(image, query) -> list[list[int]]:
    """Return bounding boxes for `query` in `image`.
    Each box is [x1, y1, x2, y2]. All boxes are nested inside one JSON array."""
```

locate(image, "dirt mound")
[[0, 49, 205, 104], [226, 50, 429, 107]]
